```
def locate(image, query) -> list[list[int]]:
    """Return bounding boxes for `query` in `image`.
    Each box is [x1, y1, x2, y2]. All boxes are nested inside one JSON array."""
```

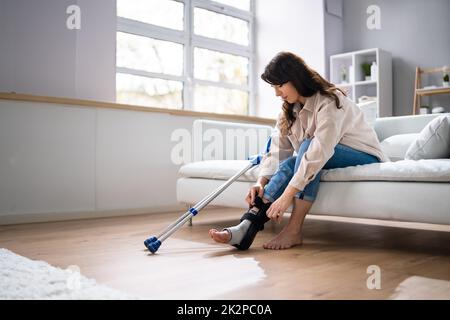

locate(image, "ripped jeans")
[[263, 138, 380, 203]]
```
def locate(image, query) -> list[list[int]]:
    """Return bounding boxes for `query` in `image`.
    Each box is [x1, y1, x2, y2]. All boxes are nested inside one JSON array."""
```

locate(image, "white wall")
[[255, 0, 327, 119], [0, 0, 116, 101], [75, 0, 116, 101], [324, 0, 344, 79], [0, 101, 96, 216], [0, 100, 205, 223], [94, 108, 190, 211]]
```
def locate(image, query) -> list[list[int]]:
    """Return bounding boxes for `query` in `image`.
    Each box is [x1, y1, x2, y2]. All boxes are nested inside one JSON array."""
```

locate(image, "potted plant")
[[361, 62, 371, 81], [419, 105, 431, 115], [340, 65, 347, 84], [443, 72, 449, 87]]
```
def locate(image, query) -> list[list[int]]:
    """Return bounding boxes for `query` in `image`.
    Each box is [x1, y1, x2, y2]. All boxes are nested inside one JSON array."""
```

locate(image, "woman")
[[209, 52, 389, 250]]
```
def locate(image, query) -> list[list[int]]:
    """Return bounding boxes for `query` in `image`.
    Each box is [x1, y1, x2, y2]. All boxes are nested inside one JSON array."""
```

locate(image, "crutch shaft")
[[193, 162, 253, 212], [156, 162, 254, 241], [155, 210, 191, 238], [158, 211, 194, 242]]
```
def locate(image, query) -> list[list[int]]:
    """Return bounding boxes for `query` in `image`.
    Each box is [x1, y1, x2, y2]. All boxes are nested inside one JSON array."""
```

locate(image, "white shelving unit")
[[330, 48, 392, 117]]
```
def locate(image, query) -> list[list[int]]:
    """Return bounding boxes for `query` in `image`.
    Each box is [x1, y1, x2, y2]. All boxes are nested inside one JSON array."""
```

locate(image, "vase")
[[370, 62, 378, 81], [419, 108, 429, 115]]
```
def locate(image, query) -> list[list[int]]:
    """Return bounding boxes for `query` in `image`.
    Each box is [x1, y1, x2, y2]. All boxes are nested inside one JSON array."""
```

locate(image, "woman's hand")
[[245, 177, 269, 206], [266, 190, 296, 223], [245, 184, 265, 206], [266, 194, 293, 223]]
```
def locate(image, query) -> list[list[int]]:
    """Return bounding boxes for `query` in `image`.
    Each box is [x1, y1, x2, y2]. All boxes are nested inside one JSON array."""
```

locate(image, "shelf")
[[336, 80, 377, 87], [330, 53, 353, 60], [413, 66, 450, 115], [416, 86, 450, 96], [336, 83, 352, 88], [330, 48, 392, 117], [355, 80, 377, 86]]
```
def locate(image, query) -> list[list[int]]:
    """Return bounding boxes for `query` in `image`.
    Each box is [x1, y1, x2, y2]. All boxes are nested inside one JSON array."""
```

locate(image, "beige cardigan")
[[258, 91, 390, 191]]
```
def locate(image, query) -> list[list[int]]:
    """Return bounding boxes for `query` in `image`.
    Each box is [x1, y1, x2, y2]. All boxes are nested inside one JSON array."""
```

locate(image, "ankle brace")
[[224, 196, 271, 249]]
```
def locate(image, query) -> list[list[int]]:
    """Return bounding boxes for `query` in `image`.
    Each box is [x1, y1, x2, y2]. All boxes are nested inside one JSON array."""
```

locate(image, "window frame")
[[116, 0, 256, 116]]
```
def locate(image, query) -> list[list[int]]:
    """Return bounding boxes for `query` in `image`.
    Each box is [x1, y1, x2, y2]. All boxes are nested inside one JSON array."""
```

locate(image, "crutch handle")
[[248, 154, 263, 166]]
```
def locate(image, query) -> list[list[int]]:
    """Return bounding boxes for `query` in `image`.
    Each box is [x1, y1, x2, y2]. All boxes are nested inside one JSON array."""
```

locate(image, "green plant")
[[341, 66, 347, 82], [361, 63, 371, 77], [444, 73, 449, 82]]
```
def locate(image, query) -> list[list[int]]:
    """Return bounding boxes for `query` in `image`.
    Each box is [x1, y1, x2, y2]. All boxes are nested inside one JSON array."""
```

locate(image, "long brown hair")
[[261, 52, 345, 135]]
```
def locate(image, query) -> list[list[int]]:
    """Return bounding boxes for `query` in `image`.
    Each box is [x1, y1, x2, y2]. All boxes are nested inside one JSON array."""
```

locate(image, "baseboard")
[[0, 204, 186, 226]]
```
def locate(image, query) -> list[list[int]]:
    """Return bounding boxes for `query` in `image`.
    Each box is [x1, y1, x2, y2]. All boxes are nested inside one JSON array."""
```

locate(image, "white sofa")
[[177, 114, 450, 225]]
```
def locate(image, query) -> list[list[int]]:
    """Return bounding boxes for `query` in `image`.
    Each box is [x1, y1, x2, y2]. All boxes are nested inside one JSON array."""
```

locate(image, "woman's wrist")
[[256, 177, 269, 187], [283, 185, 300, 198]]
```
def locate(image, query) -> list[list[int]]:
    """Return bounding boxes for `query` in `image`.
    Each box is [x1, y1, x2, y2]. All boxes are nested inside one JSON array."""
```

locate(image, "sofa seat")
[[179, 158, 450, 183], [177, 159, 450, 225]]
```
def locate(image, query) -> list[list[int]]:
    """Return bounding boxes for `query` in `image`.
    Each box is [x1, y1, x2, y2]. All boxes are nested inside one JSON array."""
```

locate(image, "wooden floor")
[[1, 208, 450, 299]]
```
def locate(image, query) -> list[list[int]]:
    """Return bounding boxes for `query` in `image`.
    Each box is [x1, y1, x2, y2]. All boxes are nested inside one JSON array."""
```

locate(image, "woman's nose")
[[274, 88, 281, 96]]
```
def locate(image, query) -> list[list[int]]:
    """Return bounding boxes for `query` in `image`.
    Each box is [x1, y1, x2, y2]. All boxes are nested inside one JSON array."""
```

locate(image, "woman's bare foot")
[[263, 227, 303, 250], [209, 228, 231, 244]]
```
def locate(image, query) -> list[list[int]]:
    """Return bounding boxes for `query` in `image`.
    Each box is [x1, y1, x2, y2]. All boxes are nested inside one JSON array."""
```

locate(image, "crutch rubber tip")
[[144, 236, 157, 248], [146, 239, 161, 254]]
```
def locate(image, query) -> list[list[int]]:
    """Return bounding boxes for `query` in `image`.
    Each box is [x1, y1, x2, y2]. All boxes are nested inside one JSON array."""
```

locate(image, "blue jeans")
[[263, 138, 380, 203]]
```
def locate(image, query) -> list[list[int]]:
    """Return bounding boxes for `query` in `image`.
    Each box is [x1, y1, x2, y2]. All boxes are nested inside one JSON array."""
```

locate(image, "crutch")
[[144, 137, 272, 254]]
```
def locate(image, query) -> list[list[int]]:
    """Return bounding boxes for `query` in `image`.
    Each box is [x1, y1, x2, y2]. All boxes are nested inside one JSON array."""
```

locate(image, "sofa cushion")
[[380, 133, 419, 162], [320, 159, 450, 182], [405, 115, 450, 160], [179, 159, 450, 183], [179, 160, 260, 182]]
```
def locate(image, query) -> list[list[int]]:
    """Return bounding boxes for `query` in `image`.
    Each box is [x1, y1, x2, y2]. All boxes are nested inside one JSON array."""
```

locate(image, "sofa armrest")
[[192, 119, 274, 161], [374, 113, 446, 141]]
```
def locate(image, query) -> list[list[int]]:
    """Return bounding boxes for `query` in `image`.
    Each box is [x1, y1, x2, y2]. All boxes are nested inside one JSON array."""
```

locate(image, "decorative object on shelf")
[[349, 65, 355, 83], [358, 95, 377, 104], [340, 65, 348, 84], [357, 100, 377, 127], [361, 62, 372, 81], [432, 106, 446, 114], [419, 105, 431, 115], [443, 66, 449, 87], [371, 61, 378, 81]]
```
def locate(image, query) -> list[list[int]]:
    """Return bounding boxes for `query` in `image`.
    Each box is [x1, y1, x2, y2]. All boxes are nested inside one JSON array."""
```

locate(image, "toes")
[[210, 229, 231, 243], [209, 229, 217, 237], [263, 240, 288, 250], [264, 241, 276, 250]]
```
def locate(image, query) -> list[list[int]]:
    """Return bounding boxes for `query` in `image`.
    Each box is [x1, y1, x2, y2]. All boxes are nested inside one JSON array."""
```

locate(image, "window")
[[116, 0, 254, 116]]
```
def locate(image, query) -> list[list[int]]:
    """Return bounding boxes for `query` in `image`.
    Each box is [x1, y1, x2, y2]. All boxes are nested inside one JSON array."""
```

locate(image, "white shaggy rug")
[[0, 248, 137, 299], [390, 276, 450, 300]]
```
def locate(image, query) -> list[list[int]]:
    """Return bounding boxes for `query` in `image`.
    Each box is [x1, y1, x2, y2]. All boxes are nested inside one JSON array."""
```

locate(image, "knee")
[[299, 138, 313, 154], [294, 138, 313, 171], [278, 156, 296, 173]]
